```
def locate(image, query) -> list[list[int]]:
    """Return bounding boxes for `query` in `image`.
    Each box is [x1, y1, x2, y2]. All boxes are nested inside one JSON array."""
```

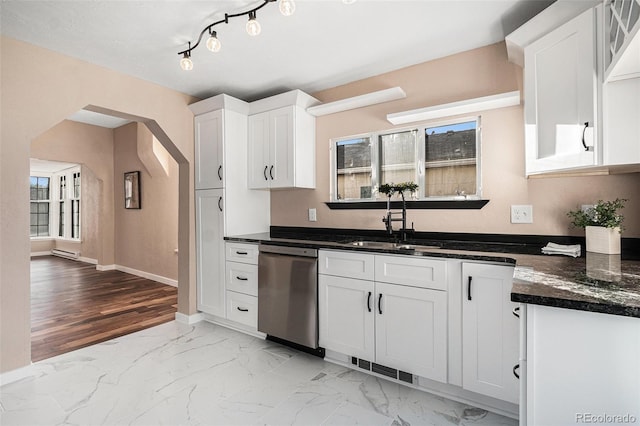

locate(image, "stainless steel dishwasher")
[[258, 244, 320, 352]]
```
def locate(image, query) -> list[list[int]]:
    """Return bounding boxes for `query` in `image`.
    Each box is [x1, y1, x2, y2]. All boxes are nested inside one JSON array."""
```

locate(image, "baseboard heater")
[[51, 249, 80, 260], [351, 357, 414, 384]]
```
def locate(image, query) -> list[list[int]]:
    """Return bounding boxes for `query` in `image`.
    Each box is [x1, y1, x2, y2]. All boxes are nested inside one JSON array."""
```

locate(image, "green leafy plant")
[[567, 198, 627, 231], [379, 182, 418, 197]]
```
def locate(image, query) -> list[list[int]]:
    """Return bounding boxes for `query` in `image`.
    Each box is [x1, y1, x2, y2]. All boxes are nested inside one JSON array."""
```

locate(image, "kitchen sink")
[[347, 241, 440, 251]]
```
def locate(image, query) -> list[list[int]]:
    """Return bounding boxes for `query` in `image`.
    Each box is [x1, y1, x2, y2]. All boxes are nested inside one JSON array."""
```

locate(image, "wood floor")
[[31, 256, 178, 362]]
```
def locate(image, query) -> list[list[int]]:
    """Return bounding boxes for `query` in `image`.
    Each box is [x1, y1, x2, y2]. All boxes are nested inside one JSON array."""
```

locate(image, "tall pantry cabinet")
[[190, 95, 270, 318]]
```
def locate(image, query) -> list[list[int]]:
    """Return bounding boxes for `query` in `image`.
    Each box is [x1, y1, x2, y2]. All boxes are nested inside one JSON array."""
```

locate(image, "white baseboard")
[[97, 264, 116, 271], [203, 314, 267, 340], [30, 251, 52, 257], [115, 265, 177, 287], [175, 312, 204, 325], [79, 256, 97, 265], [0, 364, 34, 386]]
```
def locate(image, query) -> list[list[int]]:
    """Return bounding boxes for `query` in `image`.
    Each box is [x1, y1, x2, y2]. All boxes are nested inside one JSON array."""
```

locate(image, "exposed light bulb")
[[180, 53, 193, 71], [279, 0, 296, 16], [246, 11, 261, 36], [206, 31, 221, 52]]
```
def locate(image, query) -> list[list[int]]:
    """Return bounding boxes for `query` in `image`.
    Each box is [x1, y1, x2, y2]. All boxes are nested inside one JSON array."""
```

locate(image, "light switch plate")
[[308, 208, 317, 222], [511, 205, 533, 224]]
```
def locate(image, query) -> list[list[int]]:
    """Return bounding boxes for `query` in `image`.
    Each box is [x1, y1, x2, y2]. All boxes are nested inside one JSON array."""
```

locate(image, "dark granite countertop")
[[226, 233, 640, 319]]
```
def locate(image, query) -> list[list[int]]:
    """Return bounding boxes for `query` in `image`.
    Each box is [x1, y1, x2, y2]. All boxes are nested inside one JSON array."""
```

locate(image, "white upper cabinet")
[[248, 90, 318, 189], [524, 8, 599, 175], [195, 110, 224, 189]]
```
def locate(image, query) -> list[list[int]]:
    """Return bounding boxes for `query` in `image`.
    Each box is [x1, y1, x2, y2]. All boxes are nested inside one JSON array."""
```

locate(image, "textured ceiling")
[[1, 0, 552, 103]]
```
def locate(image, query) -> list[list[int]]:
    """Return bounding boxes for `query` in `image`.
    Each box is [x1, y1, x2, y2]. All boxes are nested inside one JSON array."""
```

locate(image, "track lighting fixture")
[[246, 11, 261, 36], [206, 30, 221, 52], [178, 0, 295, 69], [180, 44, 193, 70]]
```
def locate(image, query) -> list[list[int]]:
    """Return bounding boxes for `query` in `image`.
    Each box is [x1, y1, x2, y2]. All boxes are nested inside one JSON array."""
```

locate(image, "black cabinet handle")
[[217, 165, 222, 180], [512, 306, 520, 318], [235, 251, 248, 255], [367, 291, 372, 312], [218, 196, 223, 212], [513, 364, 520, 379], [269, 165, 274, 180], [581, 122, 592, 152], [236, 276, 248, 281], [263, 166, 268, 180], [237, 307, 249, 312], [378, 293, 383, 315], [467, 276, 472, 301]]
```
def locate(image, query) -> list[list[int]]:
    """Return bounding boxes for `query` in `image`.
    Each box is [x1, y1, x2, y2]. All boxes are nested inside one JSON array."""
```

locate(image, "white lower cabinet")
[[318, 275, 374, 360], [375, 281, 447, 382], [318, 250, 448, 383], [462, 262, 519, 404], [226, 290, 258, 328]]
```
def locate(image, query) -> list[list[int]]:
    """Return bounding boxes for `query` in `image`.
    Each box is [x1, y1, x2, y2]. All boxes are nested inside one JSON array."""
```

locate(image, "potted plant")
[[567, 198, 627, 254]]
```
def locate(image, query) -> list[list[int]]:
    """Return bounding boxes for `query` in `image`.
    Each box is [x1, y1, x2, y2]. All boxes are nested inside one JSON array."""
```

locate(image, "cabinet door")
[[269, 106, 295, 188], [375, 282, 447, 383], [462, 263, 519, 404], [524, 8, 597, 174], [247, 112, 271, 189], [318, 275, 375, 360], [195, 110, 224, 189], [195, 189, 225, 317]]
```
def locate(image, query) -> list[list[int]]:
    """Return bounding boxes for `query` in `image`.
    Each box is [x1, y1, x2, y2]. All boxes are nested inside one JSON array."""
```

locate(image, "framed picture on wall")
[[124, 171, 141, 209]]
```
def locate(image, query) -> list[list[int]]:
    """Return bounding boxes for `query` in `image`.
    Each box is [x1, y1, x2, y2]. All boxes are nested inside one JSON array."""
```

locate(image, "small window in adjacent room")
[[30, 176, 50, 237]]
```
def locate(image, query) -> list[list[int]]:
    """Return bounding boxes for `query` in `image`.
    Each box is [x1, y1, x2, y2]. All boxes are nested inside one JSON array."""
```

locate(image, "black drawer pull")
[[218, 196, 223, 212], [263, 166, 268, 180], [512, 306, 520, 318], [467, 276, 472, 301], [367, 291, 372, 312], [235, 251, 248, 255], [269, 165, 274, 180], [513, 364, 520, 379], [237, 307, 249, 312], [378, 293, 383, 315], [235, 276, 248, 281], [217, 165, 222, 180]]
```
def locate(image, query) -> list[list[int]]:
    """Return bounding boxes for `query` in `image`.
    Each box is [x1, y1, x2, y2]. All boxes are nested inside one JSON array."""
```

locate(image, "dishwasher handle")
[[259, 244, 317, 258]]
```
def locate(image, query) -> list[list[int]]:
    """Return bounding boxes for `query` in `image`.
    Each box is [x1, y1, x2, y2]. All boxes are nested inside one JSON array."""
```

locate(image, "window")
[[71, 172, 81, 239], [331, 118, 480, 202], [30, 176, 50, 237], [29, 165, 81, 240]]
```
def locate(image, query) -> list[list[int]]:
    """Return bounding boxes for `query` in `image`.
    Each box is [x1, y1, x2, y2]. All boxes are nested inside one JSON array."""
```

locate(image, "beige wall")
[[271, 42, 640, 238], [30, 120, 115, 262], [114, 123, 179, 281], [0, 36, 196, 373]]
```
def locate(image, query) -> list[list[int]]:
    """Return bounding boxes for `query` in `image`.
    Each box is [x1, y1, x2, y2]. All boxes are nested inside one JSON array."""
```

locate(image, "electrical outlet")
[[511, 205, 533, 224], [308, 208, 317, 222]]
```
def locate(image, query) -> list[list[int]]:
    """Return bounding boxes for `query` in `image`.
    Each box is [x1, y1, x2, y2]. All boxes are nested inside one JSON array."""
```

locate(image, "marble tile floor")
[[0, 321, 518, 426]]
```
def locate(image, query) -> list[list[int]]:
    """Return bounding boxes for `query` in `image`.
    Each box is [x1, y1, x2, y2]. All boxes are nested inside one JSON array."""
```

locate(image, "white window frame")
[[30, 174, 52, 239], [330, 116, 482, 202], [29, 165, 81, 241]]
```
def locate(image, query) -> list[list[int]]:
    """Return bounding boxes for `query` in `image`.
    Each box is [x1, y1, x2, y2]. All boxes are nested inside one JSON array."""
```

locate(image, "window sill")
[[325, 199, 490, 210]]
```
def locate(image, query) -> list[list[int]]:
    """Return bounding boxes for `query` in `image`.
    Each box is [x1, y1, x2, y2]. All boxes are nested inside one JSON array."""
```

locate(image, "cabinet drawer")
[[226, 291, 257, 328], [319, 250, 375, 281], [226, 242, 259, 264], [375, 255, 447, 290], [226, 261, 258, 296]]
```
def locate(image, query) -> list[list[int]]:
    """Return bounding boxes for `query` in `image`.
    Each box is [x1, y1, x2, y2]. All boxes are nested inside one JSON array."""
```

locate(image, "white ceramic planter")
[[585, 226, 621, 254]]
